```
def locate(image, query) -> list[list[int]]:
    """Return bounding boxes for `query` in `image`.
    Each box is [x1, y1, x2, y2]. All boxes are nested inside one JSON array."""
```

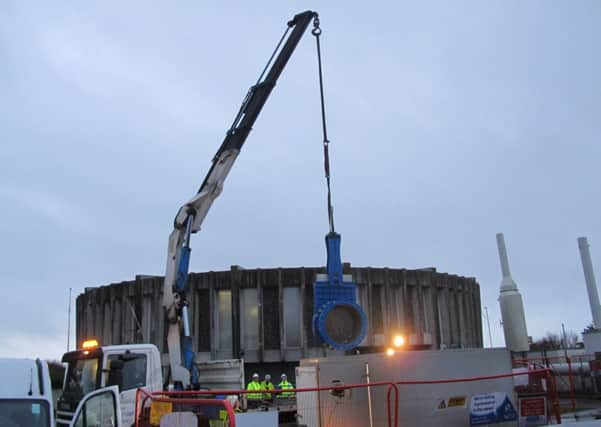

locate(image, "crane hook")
[[312, 17, 322, 36]]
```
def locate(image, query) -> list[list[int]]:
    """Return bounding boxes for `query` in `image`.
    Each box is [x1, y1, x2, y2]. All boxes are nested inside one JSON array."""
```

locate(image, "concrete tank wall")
[[76, 265, 483, 363]]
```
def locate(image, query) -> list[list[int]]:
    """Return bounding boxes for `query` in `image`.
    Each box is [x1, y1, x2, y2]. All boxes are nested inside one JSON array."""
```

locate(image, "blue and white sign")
[[470, 392, 518, 425]]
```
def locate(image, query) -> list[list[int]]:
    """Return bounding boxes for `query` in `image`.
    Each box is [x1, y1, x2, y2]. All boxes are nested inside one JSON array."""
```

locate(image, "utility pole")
[[484, 306, 493, 348], [67, 287, 72, 352], [561, 322, 569, 360]]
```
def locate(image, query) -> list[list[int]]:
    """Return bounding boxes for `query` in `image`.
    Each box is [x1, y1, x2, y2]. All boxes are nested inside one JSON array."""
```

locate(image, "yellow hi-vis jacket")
[[277, 380, 294, 397], [260, 380, 274, 399], [246, 380, 262, 399]]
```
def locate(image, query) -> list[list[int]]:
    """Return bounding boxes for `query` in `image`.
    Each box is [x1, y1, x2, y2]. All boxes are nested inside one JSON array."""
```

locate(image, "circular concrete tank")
[[76, 265, 483, 363]]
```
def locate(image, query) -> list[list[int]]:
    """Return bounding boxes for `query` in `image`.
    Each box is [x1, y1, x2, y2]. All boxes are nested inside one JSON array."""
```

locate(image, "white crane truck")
[[55, 10, 320, 427], [56, 342, 162, 426]]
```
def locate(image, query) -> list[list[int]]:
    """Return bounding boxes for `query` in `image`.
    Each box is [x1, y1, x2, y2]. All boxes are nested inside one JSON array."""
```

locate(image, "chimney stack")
[[496, 233, 529, 353], [577, 237, 601, 329]]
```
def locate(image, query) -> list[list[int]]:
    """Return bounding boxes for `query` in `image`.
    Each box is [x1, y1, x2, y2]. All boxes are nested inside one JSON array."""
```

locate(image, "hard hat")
[[252, 372, 259, 379], [265, 374, 271, 381], [281, 373, 287, 378]]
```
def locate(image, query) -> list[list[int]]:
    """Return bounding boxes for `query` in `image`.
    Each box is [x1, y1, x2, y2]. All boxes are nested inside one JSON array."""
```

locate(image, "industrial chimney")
[[496, 233, 529, 353], [577, 237, 601, 329]]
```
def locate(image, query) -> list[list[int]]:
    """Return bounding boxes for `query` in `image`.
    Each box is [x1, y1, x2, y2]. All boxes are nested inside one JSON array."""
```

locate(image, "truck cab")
[[0, 358, 54, 427], [56, 340, 162, 427]]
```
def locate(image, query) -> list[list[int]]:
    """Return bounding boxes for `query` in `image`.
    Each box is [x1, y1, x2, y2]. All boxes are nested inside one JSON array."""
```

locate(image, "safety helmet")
[[265, 374, 271, 381], [252, 372, 259, 379]]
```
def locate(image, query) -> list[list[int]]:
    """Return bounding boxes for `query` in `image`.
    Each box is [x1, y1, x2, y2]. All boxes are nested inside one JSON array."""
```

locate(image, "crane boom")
[[162, 10, 318, 388]]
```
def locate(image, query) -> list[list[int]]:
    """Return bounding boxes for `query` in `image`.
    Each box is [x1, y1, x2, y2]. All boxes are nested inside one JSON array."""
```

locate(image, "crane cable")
[[312, 17, 336, 234]]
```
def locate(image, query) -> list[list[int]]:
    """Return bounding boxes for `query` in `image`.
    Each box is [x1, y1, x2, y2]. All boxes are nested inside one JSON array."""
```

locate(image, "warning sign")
[[518, 396, 547, 427], [520, 397, 545, 416], [469, 392, 517, 425], [448, 396, 467, 407], [435, 396, 467, 411]]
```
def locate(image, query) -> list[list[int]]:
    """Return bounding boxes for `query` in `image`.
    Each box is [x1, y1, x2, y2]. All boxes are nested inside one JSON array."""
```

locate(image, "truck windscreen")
[[63, 357, 100, 397], [0, 399, 51, 427]]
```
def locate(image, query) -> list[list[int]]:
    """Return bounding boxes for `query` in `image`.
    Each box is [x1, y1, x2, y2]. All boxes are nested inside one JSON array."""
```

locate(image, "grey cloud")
[[1, 1, 600, 357]]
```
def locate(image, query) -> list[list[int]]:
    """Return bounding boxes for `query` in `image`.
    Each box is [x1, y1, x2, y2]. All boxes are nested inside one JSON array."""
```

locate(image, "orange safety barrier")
[[515, 354, 597, 414], [133, 367, 558, 427], [387, 383, 399, 427], [139, 381, 400, 427]]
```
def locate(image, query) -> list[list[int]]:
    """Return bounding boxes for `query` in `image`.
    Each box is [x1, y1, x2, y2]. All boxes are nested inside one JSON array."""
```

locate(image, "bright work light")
[[393, 335, 405, 347]]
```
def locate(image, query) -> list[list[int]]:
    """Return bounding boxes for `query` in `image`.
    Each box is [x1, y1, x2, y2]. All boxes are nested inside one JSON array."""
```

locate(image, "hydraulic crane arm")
[[162, 10, 318, 389]]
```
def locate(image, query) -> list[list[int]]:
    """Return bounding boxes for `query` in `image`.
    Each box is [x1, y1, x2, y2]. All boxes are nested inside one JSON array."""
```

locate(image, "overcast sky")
[[1, 1, 599, 360]]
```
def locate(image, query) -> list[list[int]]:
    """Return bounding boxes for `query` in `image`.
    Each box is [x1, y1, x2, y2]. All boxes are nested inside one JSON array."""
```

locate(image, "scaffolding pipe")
[[365, 363, 374, 427]]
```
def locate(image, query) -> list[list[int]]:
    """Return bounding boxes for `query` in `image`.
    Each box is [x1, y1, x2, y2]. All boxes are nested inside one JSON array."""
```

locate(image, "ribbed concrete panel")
[[75, 266, 483, 362]]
